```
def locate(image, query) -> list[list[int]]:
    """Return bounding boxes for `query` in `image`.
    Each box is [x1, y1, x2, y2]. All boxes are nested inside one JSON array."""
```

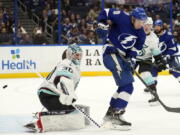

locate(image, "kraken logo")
[[138, 44, 148, 56]]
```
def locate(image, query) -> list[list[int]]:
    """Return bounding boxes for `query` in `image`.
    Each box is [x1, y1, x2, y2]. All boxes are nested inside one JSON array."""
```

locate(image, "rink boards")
[[0, 45, 179, 78]]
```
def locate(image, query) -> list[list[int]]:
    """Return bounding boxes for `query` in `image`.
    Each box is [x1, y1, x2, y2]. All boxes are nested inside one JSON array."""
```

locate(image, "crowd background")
[[0, 0, 180, 45]]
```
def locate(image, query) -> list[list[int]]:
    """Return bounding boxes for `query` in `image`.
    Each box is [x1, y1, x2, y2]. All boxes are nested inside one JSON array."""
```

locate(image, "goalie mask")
[[66, 44, 83, 65]]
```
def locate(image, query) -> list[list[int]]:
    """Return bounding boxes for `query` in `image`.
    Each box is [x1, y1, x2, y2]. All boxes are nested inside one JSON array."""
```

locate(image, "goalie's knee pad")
[[34, 104, 90, 132], [36, 110, 85, 132]]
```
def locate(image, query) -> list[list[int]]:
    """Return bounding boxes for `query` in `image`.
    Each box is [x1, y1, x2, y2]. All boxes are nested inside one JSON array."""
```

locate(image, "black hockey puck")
[[3, 85, 8, 89]]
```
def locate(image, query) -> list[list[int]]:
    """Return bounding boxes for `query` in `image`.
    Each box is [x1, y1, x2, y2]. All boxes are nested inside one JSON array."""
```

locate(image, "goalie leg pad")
[[37, 110, 86, 132]]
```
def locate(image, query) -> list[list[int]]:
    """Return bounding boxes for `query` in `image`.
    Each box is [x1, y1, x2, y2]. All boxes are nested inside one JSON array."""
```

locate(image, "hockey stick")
[[113, 50, 180, 113], [134, 71, 180, 113], [136, 58, 180, 73], [25, 61, 101, 128]]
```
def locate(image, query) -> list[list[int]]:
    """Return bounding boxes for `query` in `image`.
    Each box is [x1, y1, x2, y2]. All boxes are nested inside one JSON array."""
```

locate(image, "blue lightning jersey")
[[98, 8, 146, 55], [158, 30, 178, 56]]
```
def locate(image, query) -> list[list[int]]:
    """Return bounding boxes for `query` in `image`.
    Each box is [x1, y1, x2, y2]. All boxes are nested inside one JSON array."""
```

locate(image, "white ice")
[[0, 76, 180, 135]]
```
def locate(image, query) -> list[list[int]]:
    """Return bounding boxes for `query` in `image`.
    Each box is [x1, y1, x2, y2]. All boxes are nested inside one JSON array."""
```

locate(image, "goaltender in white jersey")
[[24, 44, 90, 132], [39, 58, 81, 98]]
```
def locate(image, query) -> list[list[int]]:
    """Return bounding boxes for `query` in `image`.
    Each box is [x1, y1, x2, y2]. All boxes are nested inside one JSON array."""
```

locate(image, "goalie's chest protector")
[[59, 59, 81, 87], [70, 63, 81, 87]]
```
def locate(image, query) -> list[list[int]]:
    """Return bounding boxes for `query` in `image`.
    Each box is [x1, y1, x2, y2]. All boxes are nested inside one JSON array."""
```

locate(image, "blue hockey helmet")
[[131, 7, 147, 21], [154, 19, 163, 27]]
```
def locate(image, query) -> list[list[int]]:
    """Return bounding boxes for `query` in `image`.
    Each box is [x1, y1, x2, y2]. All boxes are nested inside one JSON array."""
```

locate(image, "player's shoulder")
[[109, 8, 128, 17], [109, 8, 121, 15], [136, 27, 146, 38], [150, 31, 159, 39], [166, 30, 172, 36], [164, 30, 172, 36], [162, 30, 173, 40]]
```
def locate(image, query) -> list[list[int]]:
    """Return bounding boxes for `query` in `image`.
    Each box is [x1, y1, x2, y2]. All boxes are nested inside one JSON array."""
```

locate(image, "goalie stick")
[[25, 61, 101, 128], [111, 50, 180, 113]]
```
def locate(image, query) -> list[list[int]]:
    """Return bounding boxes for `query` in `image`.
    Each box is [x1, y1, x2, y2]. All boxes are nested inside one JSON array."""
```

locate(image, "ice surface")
[[0, 76, 180, 135]]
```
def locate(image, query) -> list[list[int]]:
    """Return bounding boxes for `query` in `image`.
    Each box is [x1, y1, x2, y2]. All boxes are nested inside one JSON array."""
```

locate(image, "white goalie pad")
[[25, 104, 90, 133], [75, 104, 90, 125], [38, 110, 85, 132]]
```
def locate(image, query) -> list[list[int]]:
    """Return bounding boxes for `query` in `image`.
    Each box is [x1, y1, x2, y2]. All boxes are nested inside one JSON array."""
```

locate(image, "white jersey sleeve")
[[39, 59, 81, 95], [137, 31, 161, 60]]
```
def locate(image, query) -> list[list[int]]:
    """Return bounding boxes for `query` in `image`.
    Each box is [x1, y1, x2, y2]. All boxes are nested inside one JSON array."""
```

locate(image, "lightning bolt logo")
[[121, 35, 137, 44], [118, 33, 137, 49], [159, 41, 167, 53]]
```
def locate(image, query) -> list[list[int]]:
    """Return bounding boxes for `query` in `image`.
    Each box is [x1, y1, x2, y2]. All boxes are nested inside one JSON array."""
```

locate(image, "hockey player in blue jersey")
[[96, 7, 148, 130], [152, 20, 180, 85]]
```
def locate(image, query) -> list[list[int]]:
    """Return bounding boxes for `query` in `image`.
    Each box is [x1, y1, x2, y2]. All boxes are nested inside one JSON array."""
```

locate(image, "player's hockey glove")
[[96, 23, 109, 38], [154, 54, 167, 72]]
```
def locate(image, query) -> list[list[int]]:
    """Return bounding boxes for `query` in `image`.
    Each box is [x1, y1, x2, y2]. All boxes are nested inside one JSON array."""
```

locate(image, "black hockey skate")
[[147, 86, 160, 106], [148, 96, 159, 106], [102, 107, 131, 130], [24, 122, 40, 133], [144, 88, 150, 93]]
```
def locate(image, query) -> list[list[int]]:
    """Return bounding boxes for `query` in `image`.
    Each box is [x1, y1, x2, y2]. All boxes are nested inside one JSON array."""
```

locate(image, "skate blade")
[[149, 101, 160, 106], [102, 121, 131, 131], [144, 90, 150, 93], [24, 123, 39, 133]]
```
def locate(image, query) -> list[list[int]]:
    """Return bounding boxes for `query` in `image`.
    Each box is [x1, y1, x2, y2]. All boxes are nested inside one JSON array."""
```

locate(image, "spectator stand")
[[0, 0, 180, 45]]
